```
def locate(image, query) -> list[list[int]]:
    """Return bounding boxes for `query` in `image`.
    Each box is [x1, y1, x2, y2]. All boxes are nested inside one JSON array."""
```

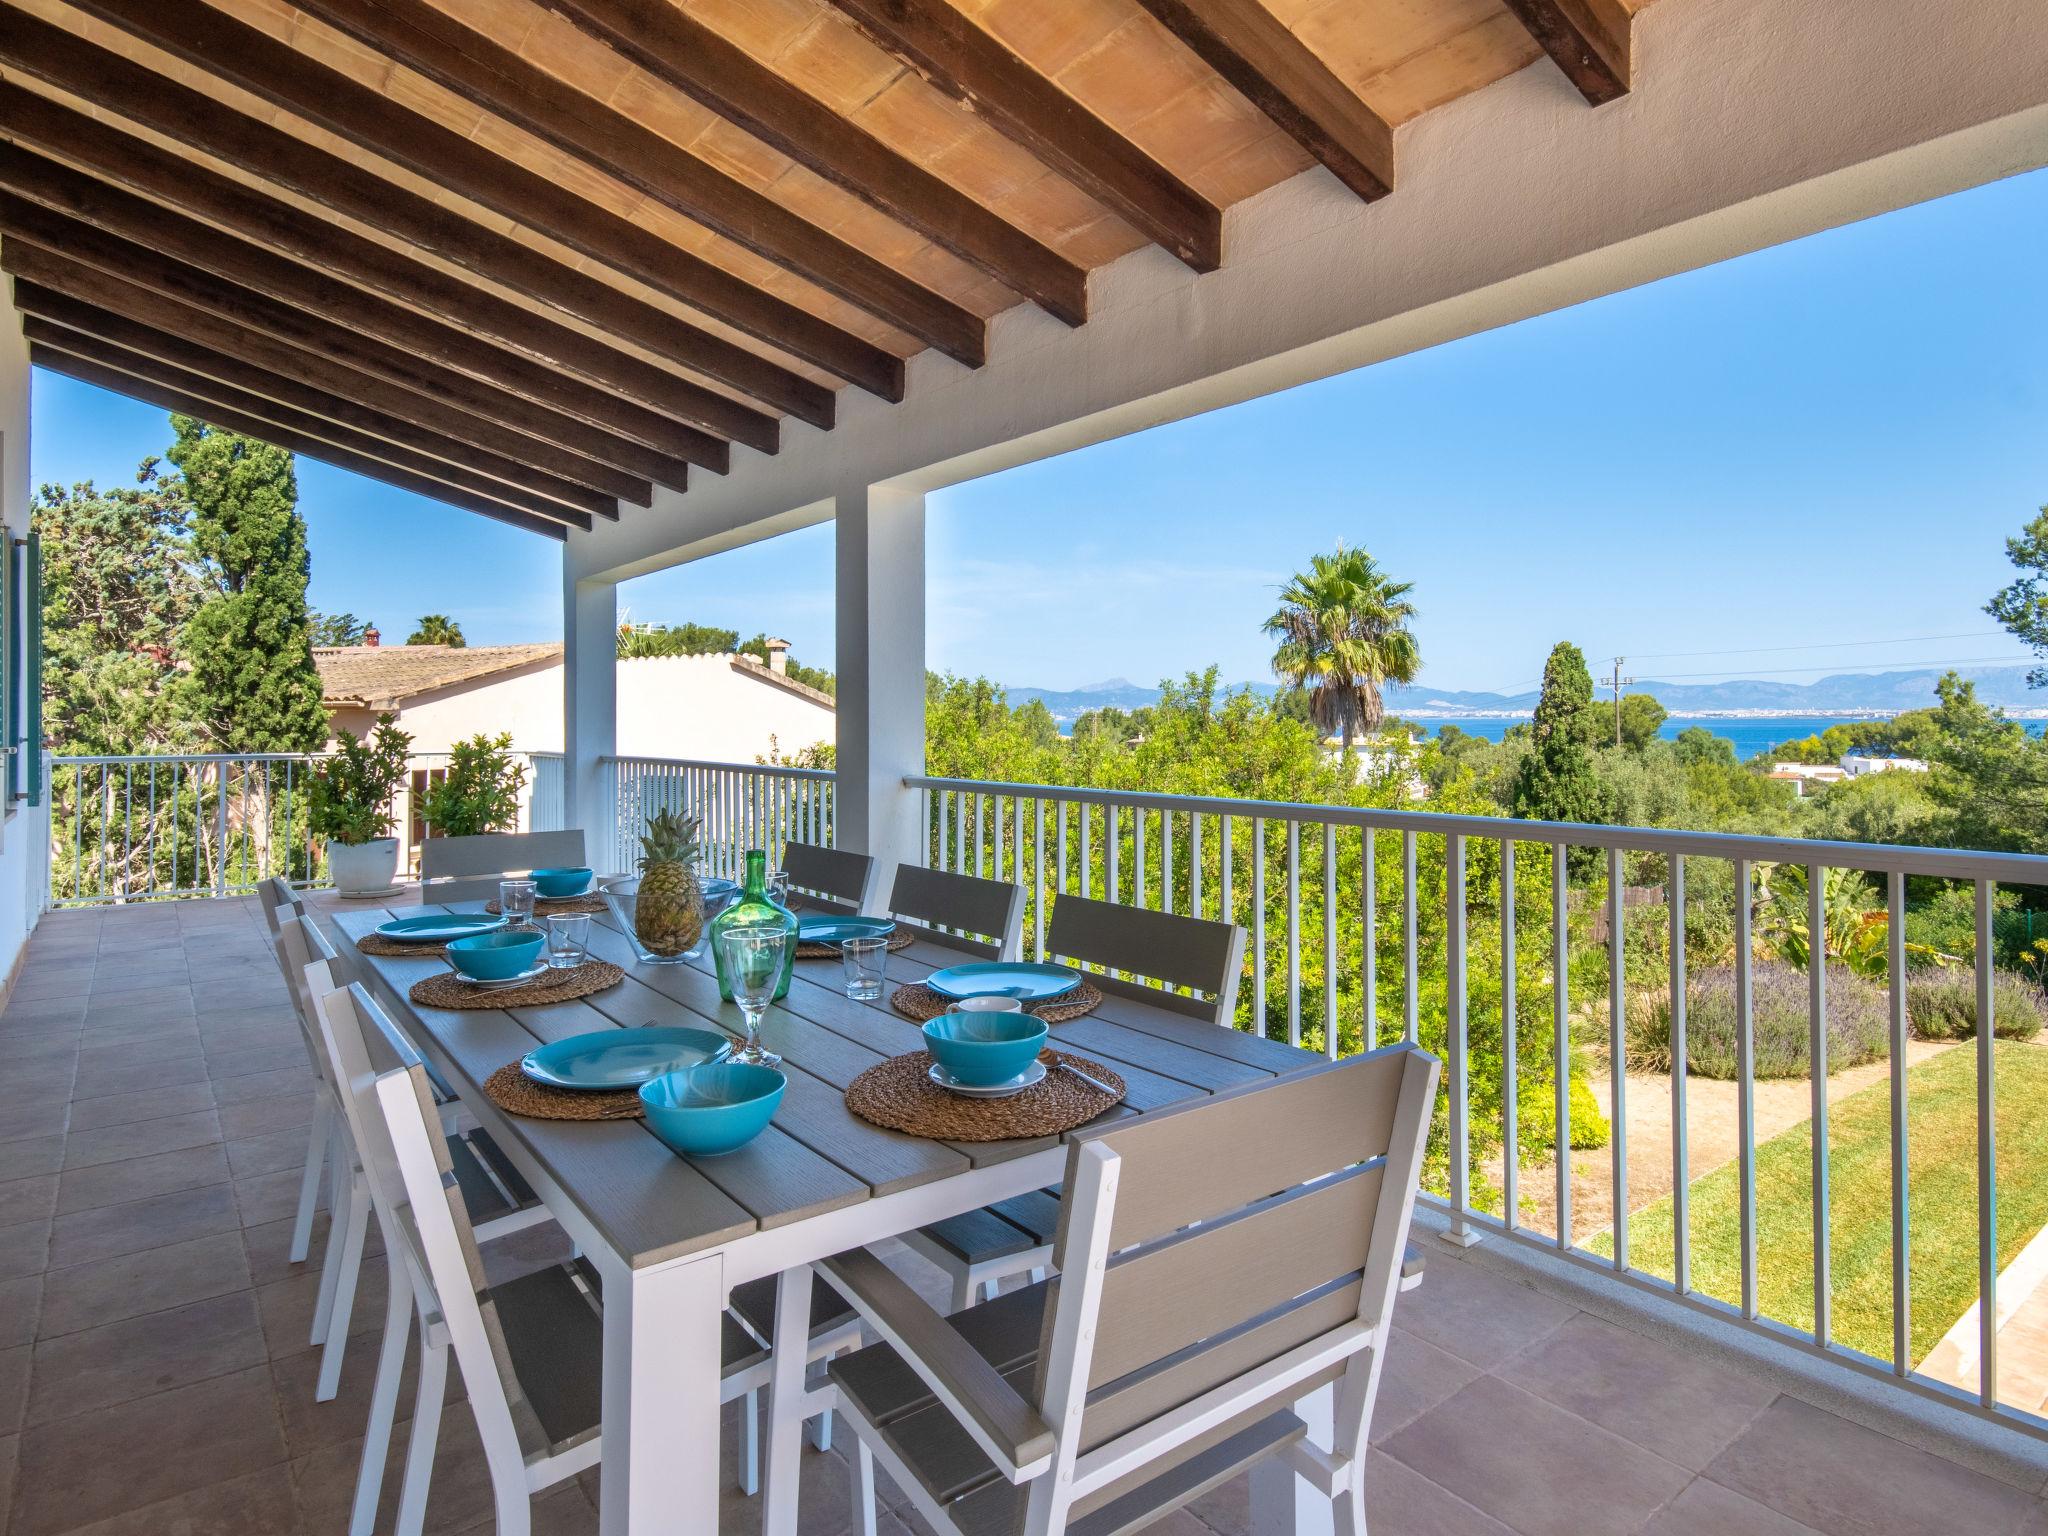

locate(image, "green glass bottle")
[[709, 849, 797, 1001]]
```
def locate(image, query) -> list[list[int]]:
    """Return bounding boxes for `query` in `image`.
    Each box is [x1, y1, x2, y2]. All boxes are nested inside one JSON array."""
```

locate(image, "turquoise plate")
[[925, 961, 1081, 1003], [374, 912, 510, 944], [797, 915, 896, 945], [521, 1026, 732, 1091]]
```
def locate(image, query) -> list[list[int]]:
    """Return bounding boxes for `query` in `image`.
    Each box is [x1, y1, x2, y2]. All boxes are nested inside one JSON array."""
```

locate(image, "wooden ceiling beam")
[[52, 0, 907, 401], [1132, 0, 1393, 202], [13, 285, 617, 520], [0, 198, 701, 491], [0, 99, 776, 454], [3, 247, 664, 504], [291, 0, 988, 370], [30, 344, 571, 538], [541, 0, 1090, 326], [824, 0, 1221, 272], [0, 151, 740, 470], [1498, 0, 1631, 106], [27, 320, 599, 530], [0, 10, 838, 426]]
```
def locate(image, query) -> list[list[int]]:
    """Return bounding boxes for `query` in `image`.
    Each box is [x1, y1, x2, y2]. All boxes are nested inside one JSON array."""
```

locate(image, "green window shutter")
[[24, 533, 40, 808], [3, 536, 15, 805]]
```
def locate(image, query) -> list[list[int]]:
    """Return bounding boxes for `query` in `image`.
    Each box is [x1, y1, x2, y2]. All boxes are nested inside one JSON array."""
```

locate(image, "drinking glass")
[[717, 926, 786, 1066], [841, 935, 887, 1001], [545, 913, 590, 970], [766, 867, 791, 907], [499, 878, 537, 929]]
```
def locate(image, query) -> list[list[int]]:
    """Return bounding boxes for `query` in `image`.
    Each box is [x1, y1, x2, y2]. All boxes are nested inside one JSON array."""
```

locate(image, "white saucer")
[[452, 962, 552, 988], [927, 1059, 1047, 1098]]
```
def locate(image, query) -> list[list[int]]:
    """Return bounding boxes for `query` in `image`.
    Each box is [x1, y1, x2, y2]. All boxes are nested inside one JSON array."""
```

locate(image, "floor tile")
[[0, 1217, 50, 1279], [0, 1136, 62, 1185], [0, 1173, 56, 1227], [0, 1105, 67, 1146], [1704, 1396, 2037, 1536], [0, 1342, 26, 1435], [209, 1043, 313, 1081], [67, 1080, 218, 1132], [257, 1258, 388, 1362], [41, 1464, 300, 1536], [8, 1364, 287, 1536], [46, 1181, 242, 1269], [0, 1275, 41, 1348], [1642, 1478, 1826, 1535], [218, 1092, 316, 1141], [38, 1229, 252, 1338], [70, 1056, 211, 1100], [212, 1065, 318, 1107], [62, 1109, 222, 1171], [226, 1124, 312, 1180], [74, 1031, 204, 1069], [27, 1290, 267, 1424], [1381, 1374, 1693, 1536], [1390, 1254, 1576, 1370], [1373, 1320, 1484, 1438], [236, 1167, 325, 1228], [54, 1142, 230, 1214], [1494, 1312, 1778, 1471]]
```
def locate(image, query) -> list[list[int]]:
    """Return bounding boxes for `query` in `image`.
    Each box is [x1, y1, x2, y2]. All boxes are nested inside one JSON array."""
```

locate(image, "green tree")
[[1922, 672, 2048, 852], [1264, 545, 1419, 754], [1616, 692, 1667, 751], [1510, 642, 1608, 829], [169, 418, 326, 752], [617, 621, 739, 658], [407, 613, 465, 647], [1986, 505, 2048, 686], [308, 610, 370, 647]]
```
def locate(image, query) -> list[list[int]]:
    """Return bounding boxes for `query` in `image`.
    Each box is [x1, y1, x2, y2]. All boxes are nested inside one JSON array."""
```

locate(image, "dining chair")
[[779, 839, 873, 913], [418, 828, 587, 904], [278, 913, 549, 1402], [886, 863, 1024, 960], [820, 1043, 1440, 1536], [904, 896, 1247, 1310], [308, 973, 872, 1536]]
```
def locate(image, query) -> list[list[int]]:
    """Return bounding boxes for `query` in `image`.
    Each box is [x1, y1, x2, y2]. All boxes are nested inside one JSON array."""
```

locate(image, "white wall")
[[0, 315, 47, 984], [615, 654, 834, 764], [371, 659, 566, 756]]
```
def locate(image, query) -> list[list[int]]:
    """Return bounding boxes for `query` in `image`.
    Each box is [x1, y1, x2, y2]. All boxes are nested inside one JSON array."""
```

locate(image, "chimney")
[[363, 625, 381, 648], [765, 637, 789, 676]]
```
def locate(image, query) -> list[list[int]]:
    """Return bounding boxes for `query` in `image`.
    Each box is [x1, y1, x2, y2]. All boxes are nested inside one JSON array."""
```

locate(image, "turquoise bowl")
[[923, 1012, 1048, 1088], [640, 1062, 786, 1157], [531, 866, 593, 898], [447, 929, 545, 980]]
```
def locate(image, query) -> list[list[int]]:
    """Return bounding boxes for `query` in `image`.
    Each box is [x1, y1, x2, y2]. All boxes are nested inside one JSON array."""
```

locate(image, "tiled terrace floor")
[[4, 897, 2048, 1535]]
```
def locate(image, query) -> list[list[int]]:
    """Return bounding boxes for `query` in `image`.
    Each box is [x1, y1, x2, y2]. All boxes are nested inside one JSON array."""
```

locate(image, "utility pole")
[[1605, 657, 1635, 746]]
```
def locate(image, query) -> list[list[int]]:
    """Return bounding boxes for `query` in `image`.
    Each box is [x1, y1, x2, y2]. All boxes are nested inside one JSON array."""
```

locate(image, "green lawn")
[[1590, 1042, 2048, 1365]]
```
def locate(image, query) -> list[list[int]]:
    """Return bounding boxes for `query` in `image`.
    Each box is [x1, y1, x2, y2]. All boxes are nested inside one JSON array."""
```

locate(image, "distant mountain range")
[[1003, 665, 2048, 724]]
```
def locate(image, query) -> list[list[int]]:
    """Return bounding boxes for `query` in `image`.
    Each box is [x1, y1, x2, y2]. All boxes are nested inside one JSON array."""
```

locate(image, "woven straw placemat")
[[890, 979, 1103, 1024], [409, 959, 624, 1011], [482, 1059, 644, 1121], [845, 1049, 1124, 1142], [486, 894, 607, 916], [796, 930, 913, 960]]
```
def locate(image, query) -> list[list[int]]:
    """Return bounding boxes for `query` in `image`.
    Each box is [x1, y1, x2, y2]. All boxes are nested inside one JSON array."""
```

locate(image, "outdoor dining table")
[[325, 900, 1337, 1536]]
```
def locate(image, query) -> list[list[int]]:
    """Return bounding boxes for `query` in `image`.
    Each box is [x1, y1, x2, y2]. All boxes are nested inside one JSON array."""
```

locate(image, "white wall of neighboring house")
[[0, 325, 47, 989], [615, 654, 834, 763], [331, 659, 567, 756]]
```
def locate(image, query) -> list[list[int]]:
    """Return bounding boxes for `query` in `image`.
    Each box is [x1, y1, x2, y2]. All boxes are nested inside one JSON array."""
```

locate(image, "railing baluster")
[[1107, 804, 1120, 903], [1554, 843, 1571, 1249], [1252, 816, 1267, 1038], [1191, 813, 1203, 920], [1033, 799, 1046, 960], [1501, 839, 1518, 1232], [1609, 847, 1628, 1273], [1219, 815, 1233, 930], [1285, 819, 1301, 1049], [1135, 806, 1148, 909], [1323, 822, 1337, 1060], [1976, 877, 1999, 1408], [1162, 810, 1174, 915], [1447, 833, 1471, 1240], [1080, 802, 1092, 899], [1672, 856, 1691, 1295], [1363, 829, 1376, 1049], [1809, 861, 1831, 1347], [1736, 857, 1758, 1319], [1403, 830, 1418, 1044], [1888, 870, 1910, 1376], [955, 789, 968, 875], [1057, 799, 1069, 898]]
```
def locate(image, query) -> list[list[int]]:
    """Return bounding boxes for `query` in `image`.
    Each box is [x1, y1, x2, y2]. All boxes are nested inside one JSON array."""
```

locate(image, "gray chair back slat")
[[886, 864, 1024, 959], [781, 841, 873, 913], [420, 830, 586, 905], [1043, 894, 1245, 1026]]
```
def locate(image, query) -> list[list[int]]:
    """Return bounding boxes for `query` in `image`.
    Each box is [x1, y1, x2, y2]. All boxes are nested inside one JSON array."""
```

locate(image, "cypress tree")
[[171, 417, 328, 752], [1511, 641, 1608, 829]]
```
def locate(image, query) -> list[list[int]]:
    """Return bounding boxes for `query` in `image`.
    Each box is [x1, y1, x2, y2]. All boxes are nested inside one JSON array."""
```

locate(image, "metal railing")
[[906, 773, 2048, 1441], [601, 756, 834, 879], [52, 749, 557, 904]]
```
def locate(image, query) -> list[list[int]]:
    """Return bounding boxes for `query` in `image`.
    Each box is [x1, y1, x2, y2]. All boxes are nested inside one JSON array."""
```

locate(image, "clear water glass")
[[841, 935, 887, 1001], [499, 878, 537, 928], [766, 867, 791, 906], [545, 913, 590, 969], [717, 926, 786, 1067]]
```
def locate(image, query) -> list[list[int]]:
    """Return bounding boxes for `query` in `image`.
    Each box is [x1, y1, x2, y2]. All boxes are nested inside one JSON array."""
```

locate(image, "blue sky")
[[32, 164, 2048, 692]]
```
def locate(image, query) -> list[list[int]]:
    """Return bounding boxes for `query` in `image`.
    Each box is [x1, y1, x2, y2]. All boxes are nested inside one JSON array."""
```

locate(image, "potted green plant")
[[311, 713, 414, 897], [420, 733, 529, 837]]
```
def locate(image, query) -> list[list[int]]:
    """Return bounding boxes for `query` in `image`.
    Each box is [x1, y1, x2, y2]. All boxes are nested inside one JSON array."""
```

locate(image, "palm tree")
[[407, 614, 465, 648], [1264, 545, 1419, 754]]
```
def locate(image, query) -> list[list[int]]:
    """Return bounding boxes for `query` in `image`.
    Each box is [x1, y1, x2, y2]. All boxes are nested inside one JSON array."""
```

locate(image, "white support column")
[[562, 559, 617, 869], [834, 483, 924, 890]]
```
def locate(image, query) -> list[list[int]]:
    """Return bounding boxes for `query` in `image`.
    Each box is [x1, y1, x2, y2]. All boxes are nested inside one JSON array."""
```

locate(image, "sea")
[[1417, 714, 2044, 757]]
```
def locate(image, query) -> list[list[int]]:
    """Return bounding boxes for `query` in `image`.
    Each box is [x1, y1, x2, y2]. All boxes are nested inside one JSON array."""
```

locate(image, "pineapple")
[[634, 807, 705, 957]]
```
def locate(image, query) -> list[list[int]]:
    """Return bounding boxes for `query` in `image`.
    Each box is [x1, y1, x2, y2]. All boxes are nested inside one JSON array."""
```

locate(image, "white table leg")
[[600, 1251, 727, 1536], [1248, 1381, 1334, 1536], [760, 1264, 814, 1536]]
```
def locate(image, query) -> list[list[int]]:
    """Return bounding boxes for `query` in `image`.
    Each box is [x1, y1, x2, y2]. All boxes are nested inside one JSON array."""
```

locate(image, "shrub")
[[419, 733, 527, 837], [1625, 961, 1886, 1080], [310, 712, 412, 846], [1905, 969, 2048, 1042]]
